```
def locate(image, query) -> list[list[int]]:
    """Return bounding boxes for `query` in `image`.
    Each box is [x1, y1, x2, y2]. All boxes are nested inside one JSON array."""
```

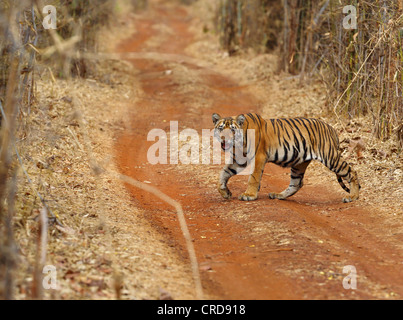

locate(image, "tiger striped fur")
[[212, 112, 360, 203]]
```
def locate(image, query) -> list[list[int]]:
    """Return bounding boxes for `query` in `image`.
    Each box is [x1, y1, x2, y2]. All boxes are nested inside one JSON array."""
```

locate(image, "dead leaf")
[[56, 225, 76, 235], [159, 287, 173, 300], [348, 137, 365, 159]]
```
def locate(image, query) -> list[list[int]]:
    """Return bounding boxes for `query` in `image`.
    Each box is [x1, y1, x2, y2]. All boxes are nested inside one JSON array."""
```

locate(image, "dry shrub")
[[310, 1, 403, 143], [132, 0, 148, 11], [215, 0, 283, 55], [215, 0, 403, 146], [35, 0, 114, 78]]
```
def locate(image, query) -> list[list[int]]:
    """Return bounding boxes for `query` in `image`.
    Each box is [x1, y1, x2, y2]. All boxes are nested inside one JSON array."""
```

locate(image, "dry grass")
[[12, 53, 196, 300]]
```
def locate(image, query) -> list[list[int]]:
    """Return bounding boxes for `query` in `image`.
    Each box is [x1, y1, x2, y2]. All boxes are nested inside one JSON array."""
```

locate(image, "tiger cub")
[[212, 112, 360, 203]]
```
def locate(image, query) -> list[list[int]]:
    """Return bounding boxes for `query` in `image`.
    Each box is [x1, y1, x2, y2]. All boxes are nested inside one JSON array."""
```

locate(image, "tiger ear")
[[236, 114, 246, 127], [212, 113, 221, 125]]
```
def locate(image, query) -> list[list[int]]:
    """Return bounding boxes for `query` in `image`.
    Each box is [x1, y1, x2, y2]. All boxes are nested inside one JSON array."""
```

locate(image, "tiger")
[[212, 112, 360, 203]]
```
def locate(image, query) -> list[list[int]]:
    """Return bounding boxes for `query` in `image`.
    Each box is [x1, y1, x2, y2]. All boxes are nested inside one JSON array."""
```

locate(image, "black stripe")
[[328, 147, 335, 169], [305, 118, 318, 152], [273, 149, 278, 163], [284, 119, 301, 157], [281, 146, 288, 165], [282, 121, 292, 140], [283, 146, 299, 167], [294, 119, 307, 154], [283, 138, 290, 150], [270, 119, 276, 134], [244, 119, 249, 148], [248, 113, 257, 124], [336, 161, 347, 175], [338, 166, 351, 178], [293, 131, 301, 152], [333, 155, 341, 171]]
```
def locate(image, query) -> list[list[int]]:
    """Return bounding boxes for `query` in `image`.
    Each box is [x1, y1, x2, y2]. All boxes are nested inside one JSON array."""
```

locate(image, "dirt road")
[[115, 1, 402, 299]]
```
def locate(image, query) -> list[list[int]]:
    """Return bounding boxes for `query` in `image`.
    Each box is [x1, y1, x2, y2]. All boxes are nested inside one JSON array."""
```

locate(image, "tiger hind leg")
[[269, 161, 311, 200], [335, 162, 360, 203], [336, 175, 350, 193]]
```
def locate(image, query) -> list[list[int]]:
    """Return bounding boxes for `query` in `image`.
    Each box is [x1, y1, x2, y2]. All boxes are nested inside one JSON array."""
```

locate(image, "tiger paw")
[[218, 187, 232, 199], [342, 197, 352, 203], [238, 193, 257, 201], [268, 192, 286, 200], [342, 196, 358, 203]]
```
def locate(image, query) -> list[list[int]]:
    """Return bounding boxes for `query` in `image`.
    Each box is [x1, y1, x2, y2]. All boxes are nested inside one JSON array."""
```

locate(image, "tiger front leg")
[[239, 155, 266, 201], [217, 164, 239, 199]]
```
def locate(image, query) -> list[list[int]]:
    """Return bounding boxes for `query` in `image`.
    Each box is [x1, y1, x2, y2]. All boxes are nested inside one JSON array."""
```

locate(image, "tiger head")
[[212, 113, 246, 152]]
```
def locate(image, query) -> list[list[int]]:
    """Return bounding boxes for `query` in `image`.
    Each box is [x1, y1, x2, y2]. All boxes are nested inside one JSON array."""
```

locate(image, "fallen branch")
[[114, 173, 204, 300], [32, 206, 48, 300]]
